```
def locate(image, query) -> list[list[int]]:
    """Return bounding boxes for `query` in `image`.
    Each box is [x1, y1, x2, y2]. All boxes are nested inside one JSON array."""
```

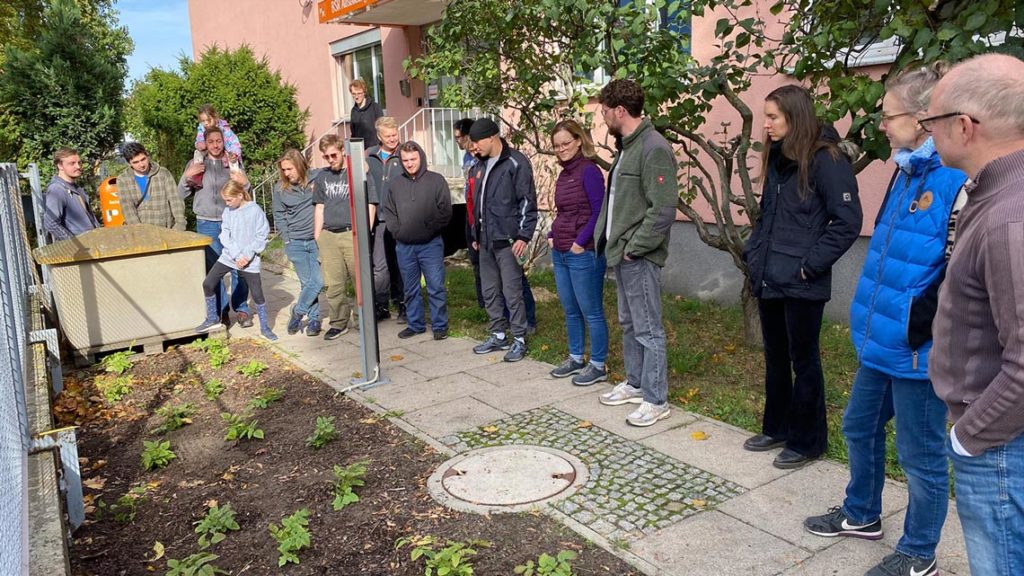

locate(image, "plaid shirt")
[[119, 161, 186, 230]]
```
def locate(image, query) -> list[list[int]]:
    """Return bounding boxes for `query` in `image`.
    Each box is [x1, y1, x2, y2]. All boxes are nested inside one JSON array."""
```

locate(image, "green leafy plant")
[[396, 535, 490, 576], [268, 508, 311, 567], [236, 360, 268, 378], [331, 460, 368, 511], [95, 374, 133, 403], [96, 485, 149, 523], [221, 412, 264, 441], [305, 416, 338, 449], [189, 337, 231, 369], [141, 440, 176, 470], [101, 349, 134, 374], [165, 552, 228, 576], [248, 387, 284, 410], [203, 379, 226, 401], [194, 503, 240, 549], [152, 403, 197, 435], [514, 551, 578, 576]]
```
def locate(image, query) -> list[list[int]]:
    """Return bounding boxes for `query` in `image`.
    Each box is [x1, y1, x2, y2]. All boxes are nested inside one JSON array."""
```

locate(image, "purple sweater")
[[549, 155, 604, 251], [931, 149, 1024, 455]]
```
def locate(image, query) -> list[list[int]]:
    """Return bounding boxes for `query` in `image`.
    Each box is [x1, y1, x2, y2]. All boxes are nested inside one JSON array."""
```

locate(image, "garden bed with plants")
[[61, 338, 637, 576]]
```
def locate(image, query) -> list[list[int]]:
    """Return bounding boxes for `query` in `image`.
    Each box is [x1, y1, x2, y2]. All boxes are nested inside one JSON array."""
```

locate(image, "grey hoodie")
[[383, 141, 452, 244], [218, 201, 270, 273]]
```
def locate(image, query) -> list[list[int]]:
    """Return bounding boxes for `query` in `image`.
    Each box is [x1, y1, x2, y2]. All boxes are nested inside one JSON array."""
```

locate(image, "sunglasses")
[[322, 152, 341, 160]]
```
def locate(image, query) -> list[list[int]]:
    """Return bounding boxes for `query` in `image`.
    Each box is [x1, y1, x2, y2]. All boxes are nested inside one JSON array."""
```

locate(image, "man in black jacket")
[[349, 78, 383, 149], [367, 116, 406, 322], [383, 142, 452, 340], [467, 118, 538, 362]]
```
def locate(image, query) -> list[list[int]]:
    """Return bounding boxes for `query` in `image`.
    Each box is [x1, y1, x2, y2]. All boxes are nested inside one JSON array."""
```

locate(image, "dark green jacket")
[[595, 119, 678, 267]]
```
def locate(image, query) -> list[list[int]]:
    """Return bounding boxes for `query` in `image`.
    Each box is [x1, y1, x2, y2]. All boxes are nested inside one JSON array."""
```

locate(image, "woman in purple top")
[[547, 120, 609, 386]]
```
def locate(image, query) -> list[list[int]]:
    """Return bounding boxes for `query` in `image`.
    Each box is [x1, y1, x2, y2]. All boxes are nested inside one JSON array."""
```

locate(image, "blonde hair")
[[885, 61, 950, 115], [375, 116, 398, 131], [350, 78, 368, 92], [551, 119, 596, 159], [221, 179, 251, 202], [277, 148, 308, 188]]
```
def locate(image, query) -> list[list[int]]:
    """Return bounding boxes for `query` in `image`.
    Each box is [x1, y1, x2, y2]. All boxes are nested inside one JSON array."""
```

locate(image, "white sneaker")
[[626, 401, 671, 427], [599, 381, 643, 406]]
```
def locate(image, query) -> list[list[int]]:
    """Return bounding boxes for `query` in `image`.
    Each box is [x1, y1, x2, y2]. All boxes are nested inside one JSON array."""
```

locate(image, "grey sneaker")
[[503, 339, 527, 362], [572, 364, 608, 386], [599, 381, 643, 406], [473, 334, 511, 354], [866, 552, 937, 576], [550, 357, 586, 378], [626, 401, 671, 427]]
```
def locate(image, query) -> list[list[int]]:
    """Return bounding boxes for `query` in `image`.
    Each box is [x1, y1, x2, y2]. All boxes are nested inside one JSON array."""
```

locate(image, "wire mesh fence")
[[0, 162, 37, 575]]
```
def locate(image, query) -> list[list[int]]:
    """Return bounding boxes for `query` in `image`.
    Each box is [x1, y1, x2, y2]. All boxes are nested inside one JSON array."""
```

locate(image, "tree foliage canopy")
[[124, 45, 308, 178], [0, 0, 131, 179]]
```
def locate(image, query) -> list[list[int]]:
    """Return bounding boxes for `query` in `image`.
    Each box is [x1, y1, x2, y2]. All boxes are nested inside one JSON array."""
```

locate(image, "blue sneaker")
[[287, 307, 303, 335]]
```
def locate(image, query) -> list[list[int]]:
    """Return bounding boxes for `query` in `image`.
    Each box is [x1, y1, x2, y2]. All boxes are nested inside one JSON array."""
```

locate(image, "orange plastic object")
[[98, 176, 123, 227]]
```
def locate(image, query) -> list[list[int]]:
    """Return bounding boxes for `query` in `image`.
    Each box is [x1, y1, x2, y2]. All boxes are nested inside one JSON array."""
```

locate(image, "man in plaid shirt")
[[119, 142, 186, 230]]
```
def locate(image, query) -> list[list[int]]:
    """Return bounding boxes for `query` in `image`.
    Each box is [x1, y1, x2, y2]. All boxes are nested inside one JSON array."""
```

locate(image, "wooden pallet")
[[70, 324, 227, 368]]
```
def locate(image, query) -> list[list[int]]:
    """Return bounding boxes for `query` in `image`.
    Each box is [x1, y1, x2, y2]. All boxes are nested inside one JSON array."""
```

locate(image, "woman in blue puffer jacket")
[[803, 63, 967, 576]]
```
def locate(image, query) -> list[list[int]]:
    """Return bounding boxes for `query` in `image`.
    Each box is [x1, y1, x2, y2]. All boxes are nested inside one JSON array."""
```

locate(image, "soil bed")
[[64, 339, 637, 575]]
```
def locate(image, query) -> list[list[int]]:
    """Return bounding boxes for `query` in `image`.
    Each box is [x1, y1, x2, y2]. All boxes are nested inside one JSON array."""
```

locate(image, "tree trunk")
[[741, 278, 762, 350]]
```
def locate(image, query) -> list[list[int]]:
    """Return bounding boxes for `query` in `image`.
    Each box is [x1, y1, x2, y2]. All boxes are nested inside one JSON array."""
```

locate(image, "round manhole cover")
[[428, 445, 588, 514]]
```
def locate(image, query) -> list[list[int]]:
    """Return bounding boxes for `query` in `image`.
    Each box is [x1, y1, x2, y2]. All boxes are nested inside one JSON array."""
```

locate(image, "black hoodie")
[[383, 142, 453, 244]]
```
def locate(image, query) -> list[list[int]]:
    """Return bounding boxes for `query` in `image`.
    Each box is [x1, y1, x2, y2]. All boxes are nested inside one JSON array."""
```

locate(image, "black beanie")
[[468, 118, 499, 141]]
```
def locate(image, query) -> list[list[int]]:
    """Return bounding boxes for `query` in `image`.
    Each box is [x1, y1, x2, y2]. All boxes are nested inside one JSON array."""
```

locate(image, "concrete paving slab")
[[879, 500, 969, 575], [631, 510, 810, 576], [366, 372, 498, 413], [378, 346, 429, 368], [640, 419, 793, 490], [403, 396, 510, 438], [717, 461, 908, 552], [403, 348, 502, 379], [471, 358, 557, 387], [470, 376, 596, 413], [551, 388, 696, 441], [779, 537, 893, 575]]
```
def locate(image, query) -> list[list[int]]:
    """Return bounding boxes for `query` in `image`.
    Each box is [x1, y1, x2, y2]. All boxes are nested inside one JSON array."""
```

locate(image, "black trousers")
[[204, 261, 265, 306], [758, 297, 828, 458]]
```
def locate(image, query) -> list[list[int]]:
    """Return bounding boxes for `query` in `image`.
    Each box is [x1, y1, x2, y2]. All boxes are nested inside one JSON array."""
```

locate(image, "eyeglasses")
[[879, 111, 911, 125], [552, 140, 576, 151], [322, 152, 341, 160], [918, 112, 980, 133]]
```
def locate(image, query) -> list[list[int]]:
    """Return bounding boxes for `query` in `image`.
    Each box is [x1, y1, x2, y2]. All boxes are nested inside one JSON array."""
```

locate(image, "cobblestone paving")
[[442, 407, 745, 541]]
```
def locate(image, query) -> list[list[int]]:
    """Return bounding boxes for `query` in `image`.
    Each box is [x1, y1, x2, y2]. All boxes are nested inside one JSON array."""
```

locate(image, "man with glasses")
[[594, 78, 678, 427], [927, 53, 1024, 576], [312, 134, 378, 340], [349, 78, 383, 149]]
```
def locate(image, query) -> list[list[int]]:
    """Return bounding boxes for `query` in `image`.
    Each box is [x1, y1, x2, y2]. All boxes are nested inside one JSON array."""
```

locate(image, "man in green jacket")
[[119, 142, 186, 231], [594, 79, 678, 427]]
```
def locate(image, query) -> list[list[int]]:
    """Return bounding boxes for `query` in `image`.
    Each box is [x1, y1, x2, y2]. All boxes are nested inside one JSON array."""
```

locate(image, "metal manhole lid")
[[428, 445, 589, 514]]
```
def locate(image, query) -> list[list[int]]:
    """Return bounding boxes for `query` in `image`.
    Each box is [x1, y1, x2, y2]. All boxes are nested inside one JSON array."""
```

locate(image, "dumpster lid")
[[33, 224, 212, 265]]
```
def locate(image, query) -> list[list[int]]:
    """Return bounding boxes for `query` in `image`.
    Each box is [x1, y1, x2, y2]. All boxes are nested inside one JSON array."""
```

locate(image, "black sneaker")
[[804, 506, 883, 540], [375, 306, 391, 321], [866, 552, 937, 576], [473, 334, 510, 354], [433, 329, 449, 340], [743, 434, 786, 452], [550, 357, 586, 378], [572, 364, 608, 386], [503, 339, 527, 362], [236, 311, 254, 328], [396, 304, 408, 324], [324, 327, 349, 340], [398, 327, 423, 339]]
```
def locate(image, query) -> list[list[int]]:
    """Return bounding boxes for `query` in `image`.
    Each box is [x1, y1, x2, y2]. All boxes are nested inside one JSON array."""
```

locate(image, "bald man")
[[927, 53, 1024, 576]]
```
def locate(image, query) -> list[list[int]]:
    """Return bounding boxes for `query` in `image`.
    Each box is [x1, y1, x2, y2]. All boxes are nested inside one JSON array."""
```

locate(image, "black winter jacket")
[[382, 142, 453, 244], [367, 144, 403, 222], [350, 98, 383, 149], [470, 139, 538, 248], [743, 130, 863, 301]]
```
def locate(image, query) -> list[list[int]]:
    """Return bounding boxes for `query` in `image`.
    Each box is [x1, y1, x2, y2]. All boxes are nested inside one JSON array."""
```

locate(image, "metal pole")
[[342, 138, 388, 391]]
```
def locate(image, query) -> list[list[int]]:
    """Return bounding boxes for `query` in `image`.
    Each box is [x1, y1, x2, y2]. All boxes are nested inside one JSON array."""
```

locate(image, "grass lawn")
[[443, 263, 904, 480]]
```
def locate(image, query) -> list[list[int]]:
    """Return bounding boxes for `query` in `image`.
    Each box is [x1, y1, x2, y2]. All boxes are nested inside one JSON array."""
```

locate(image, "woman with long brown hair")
[[742, 85, 863, 469], [272, 148, 323, 337]]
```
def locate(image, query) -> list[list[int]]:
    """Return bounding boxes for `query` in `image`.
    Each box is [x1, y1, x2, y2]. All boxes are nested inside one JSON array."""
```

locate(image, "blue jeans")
[[396, 237, 448, 333], [552, 249, 608, 364], [196, 219, 249, 315], [948, 432, 1024, 575], [614, 258, 667, 404], [284, 239, 322, 322], [841, 366, 948, 559]]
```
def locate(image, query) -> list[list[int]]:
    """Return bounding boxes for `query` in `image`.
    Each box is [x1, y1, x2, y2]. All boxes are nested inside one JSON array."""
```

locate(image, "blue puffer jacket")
[[849, 139, 967, 379]]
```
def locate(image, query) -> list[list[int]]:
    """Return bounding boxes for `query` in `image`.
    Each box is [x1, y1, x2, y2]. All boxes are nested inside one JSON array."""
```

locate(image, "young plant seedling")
[[95, 374, 133, 403], [268, 508, 311, 567], [514, 550, 579, 576], [152, 403, 197, 435], [189, 337, 232, 369], [194, 503, 240, 549], [96, 484, 149, 523], [331, 460, 368, 511], [101, 349, 134, 374], [248, 387, 284, 410], [141, 440, 176, 471], [165, 552, 228, 576], [221, 412, 264, 441], [396, 535, 490, 576], [203, 379, 226, 401], [305, 416, 338, 449], [236, 360, 268, 378]]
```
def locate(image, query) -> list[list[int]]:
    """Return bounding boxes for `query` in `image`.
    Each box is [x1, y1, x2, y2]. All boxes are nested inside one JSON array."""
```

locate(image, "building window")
[[335, 43, 387, 116]]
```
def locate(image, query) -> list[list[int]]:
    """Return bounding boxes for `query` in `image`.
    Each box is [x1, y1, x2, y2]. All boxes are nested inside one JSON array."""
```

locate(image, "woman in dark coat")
[[742, 85, 863, 469]]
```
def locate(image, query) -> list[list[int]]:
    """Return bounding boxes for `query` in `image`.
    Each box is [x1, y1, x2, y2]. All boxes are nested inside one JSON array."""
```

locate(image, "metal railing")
[[398, 108, 495, 178]]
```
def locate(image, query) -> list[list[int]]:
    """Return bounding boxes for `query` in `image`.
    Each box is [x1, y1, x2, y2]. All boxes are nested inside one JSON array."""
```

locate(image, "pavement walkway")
[[253, 271, 969, 576]]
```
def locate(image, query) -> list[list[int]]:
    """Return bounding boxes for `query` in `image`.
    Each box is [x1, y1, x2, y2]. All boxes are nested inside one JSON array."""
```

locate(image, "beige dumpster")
[[33, 224, 216, 363]]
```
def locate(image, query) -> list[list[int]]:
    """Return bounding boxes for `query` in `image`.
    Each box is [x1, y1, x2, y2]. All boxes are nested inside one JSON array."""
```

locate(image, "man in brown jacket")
[[118, 142, 186, 230], [928, 53, 1024, 576]]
